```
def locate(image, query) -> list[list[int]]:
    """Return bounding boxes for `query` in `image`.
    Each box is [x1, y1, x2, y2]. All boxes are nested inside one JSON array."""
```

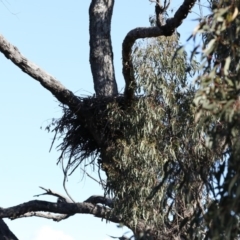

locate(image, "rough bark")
[[89, 0, 118, 96], [0, 187, 154, 238], [123, 0, 197, 100], [0, 34, 81, 111], [0, 200, 121, 224], [0, 219, 18, 240], [0, 199, 158, 239]]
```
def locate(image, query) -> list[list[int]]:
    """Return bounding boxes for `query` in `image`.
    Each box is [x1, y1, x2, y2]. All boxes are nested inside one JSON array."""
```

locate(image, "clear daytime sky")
[[0, 1, 205, 239]]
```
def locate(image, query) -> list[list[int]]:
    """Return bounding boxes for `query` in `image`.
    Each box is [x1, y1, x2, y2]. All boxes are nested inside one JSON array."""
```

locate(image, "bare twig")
[[81, 168, 106, 187], [34, 186, 73, 203], [61, 159, 76, 203]]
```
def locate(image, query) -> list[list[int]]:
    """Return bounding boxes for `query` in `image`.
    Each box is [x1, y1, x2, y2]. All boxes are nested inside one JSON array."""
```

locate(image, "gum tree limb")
[[122, 0, 197, 100]]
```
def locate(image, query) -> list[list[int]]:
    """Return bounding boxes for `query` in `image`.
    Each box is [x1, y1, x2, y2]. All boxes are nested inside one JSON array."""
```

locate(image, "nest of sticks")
[[48, 94, 129, 177]]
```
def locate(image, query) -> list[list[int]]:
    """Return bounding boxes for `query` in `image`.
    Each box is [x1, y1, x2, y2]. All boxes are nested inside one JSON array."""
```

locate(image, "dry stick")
[[61, 157, 76, 203], [81, 168, 106, 187], [34, 186, 73, 203]]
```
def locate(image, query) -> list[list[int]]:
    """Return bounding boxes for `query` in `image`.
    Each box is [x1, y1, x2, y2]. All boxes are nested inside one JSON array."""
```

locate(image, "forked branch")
[[34, 186, 74, 203], [123, 0, 197, 100]]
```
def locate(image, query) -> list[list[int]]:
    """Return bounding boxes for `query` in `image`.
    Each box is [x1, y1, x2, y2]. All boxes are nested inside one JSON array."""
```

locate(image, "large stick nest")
[[49, 95, 130, 176]]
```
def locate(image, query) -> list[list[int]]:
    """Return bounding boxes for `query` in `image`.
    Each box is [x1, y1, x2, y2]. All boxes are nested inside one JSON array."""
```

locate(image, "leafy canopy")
[[193, 0, 240, 238]]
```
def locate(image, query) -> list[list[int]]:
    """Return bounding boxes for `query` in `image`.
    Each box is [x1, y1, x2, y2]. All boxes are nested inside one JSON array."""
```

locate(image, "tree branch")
[[0, 200, 121, 224], [122, 0, 197, 100], [0, 199, 155, 238], [35, 187, 113, 208], [89, 0, 118, 96], [34, 186, 74, 203], [84, 195, 114, 208], [16, 212, 71, 222], [1, 189, 115, 224], [0, 34, 81, 110]]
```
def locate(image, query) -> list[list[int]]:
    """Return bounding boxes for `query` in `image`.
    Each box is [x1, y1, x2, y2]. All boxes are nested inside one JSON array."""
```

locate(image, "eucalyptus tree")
[[0, 0, 220, 239], [193, 0, 240, 238]]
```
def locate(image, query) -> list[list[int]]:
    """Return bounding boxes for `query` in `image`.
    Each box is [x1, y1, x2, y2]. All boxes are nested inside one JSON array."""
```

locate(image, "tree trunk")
[[89, 0, 118, 96]]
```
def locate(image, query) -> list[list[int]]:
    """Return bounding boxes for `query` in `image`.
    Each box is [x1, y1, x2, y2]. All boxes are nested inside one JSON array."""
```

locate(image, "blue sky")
[[0, 1, 204, 239]]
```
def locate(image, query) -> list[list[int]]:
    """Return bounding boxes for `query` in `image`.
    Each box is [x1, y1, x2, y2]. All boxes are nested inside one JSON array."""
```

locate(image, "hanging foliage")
[[193, 0, 240, 238], [103, 34, 217, 238], [48, 31, 221, 238]]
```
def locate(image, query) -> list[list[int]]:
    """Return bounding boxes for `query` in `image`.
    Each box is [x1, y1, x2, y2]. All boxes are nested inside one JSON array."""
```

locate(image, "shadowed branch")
[[122, 0, 197, 100]]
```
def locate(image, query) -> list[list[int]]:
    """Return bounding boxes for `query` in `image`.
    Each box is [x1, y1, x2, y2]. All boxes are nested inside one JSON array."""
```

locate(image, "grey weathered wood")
[[0, 34, 80, 110], [89, 0, 118, 96]]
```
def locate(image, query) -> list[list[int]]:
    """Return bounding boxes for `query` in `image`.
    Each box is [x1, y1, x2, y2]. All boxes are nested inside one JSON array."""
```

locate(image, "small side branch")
[[122, 0, 196, 100], [155, 0, 171, 27], [34, 186, 74, 203]]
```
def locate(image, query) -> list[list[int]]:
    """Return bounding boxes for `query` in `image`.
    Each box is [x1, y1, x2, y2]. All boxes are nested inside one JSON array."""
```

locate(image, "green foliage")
[[103, 34, 215, 238], [52, 31, 219, 239], [193, 0, 240, 238], [51, 3, 240, 238]]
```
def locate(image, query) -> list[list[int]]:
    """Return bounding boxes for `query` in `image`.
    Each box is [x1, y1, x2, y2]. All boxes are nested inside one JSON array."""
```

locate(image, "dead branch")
[[0, 196, 149, 236], [0, 200, 121, 223], [1, 190, 114, 223], [34, 186, 74, 203], [0, 34, 80, 110], [123, 0, 197, 100], [17, 212, 71, 222], [81, 168, 106, 187]]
